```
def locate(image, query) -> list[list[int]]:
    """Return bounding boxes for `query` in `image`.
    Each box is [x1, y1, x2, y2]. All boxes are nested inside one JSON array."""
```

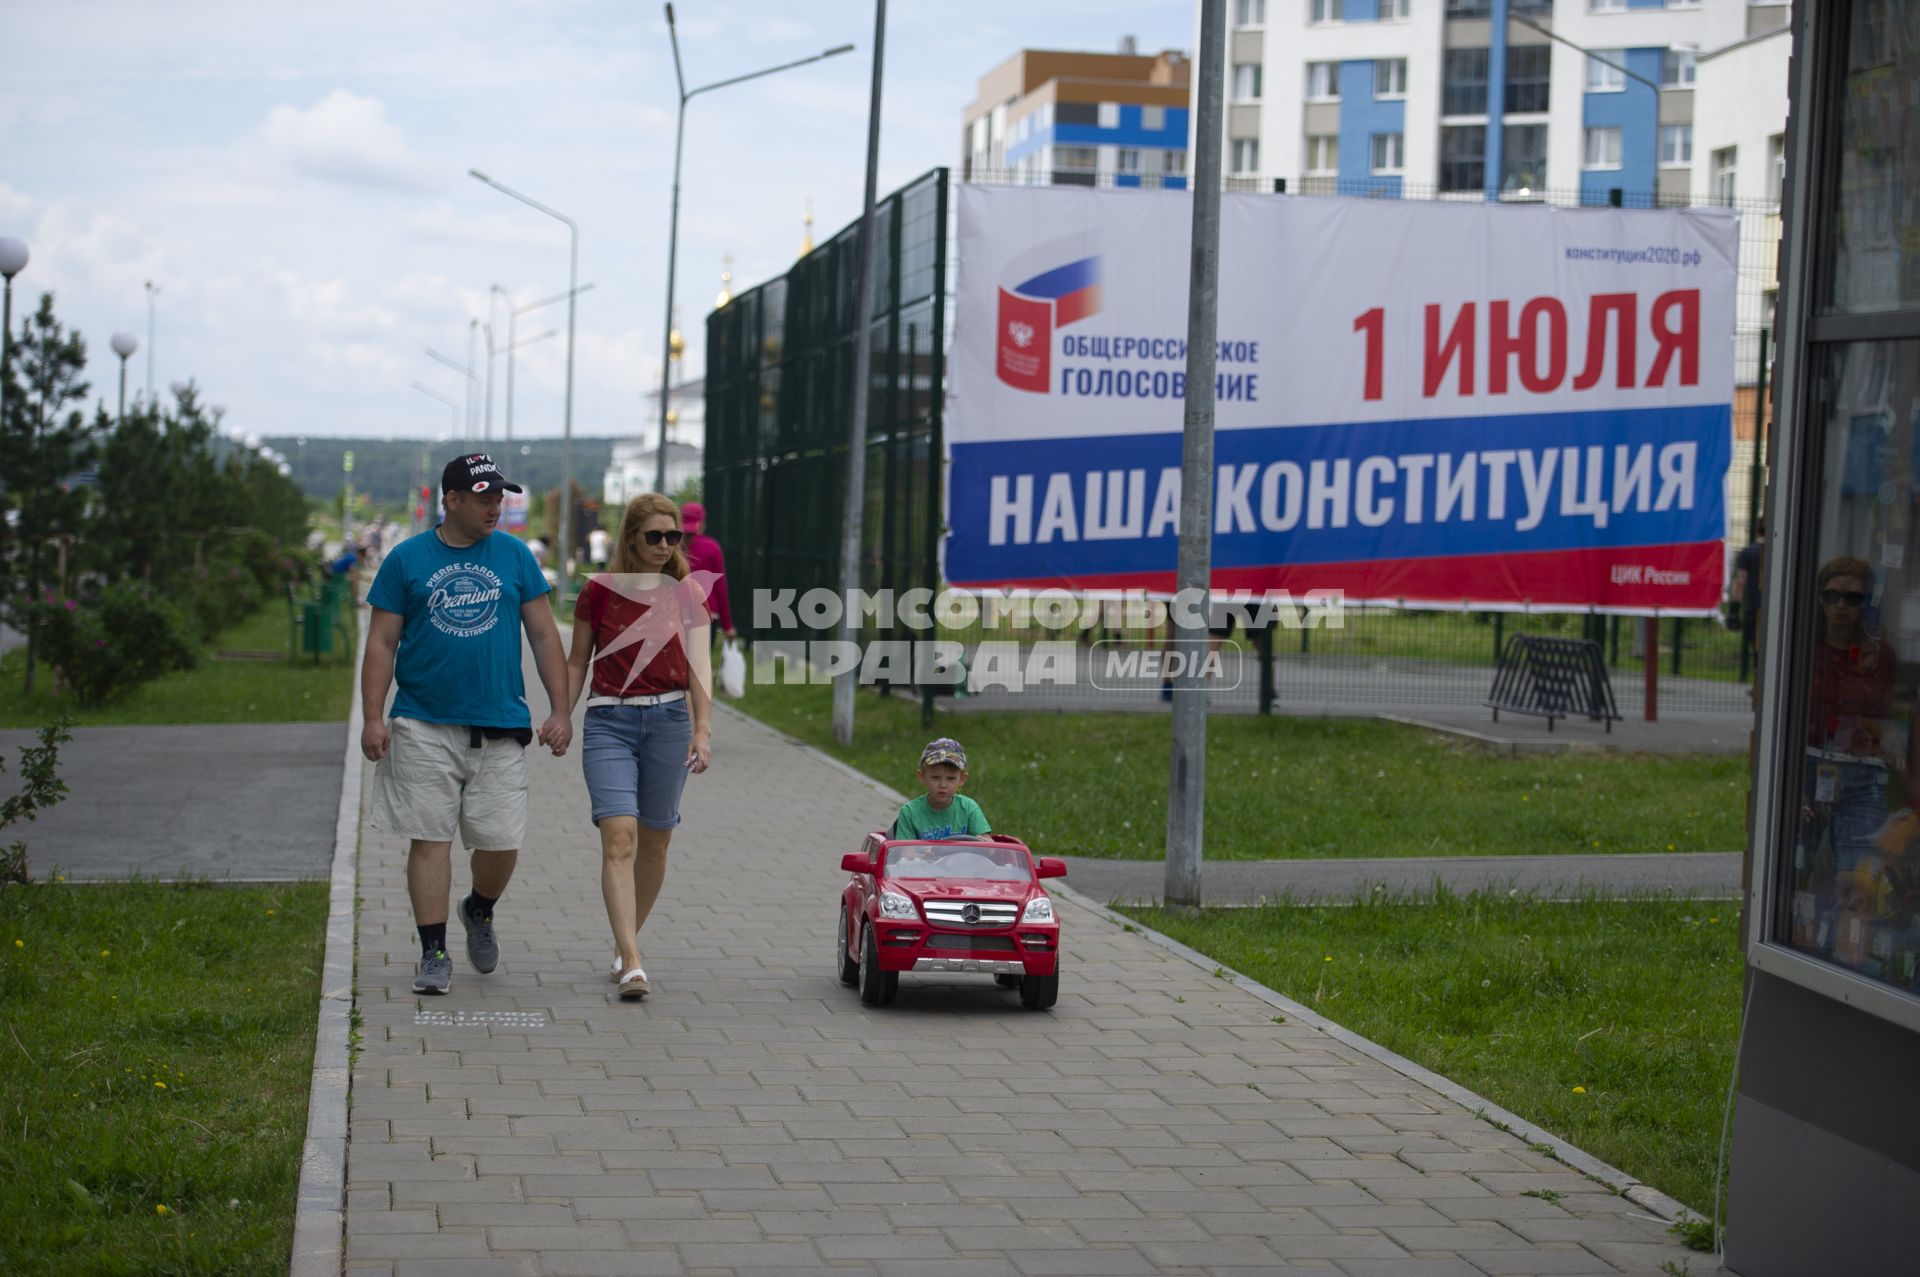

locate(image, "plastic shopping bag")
[[720, 639, 746, 699]]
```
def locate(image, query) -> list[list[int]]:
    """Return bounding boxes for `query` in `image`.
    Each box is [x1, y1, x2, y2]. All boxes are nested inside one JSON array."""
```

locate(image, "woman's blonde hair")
[[608, 493, 689, 579]]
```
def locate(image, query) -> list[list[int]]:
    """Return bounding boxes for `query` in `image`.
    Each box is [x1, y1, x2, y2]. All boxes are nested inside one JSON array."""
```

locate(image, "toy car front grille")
[[922, 900, 1020, 927], [926, 934, 1016, 951]]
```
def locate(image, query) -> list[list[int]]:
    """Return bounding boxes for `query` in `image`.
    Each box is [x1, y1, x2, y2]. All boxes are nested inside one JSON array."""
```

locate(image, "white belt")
[[586, 690, 686, 708]]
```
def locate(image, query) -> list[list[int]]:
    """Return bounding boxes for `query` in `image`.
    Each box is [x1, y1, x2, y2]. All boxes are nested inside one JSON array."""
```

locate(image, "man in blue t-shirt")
[[362, 453, 572, 996]]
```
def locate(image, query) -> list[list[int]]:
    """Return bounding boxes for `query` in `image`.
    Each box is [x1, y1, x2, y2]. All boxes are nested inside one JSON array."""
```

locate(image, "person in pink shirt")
[[678, 501, 735, 638]]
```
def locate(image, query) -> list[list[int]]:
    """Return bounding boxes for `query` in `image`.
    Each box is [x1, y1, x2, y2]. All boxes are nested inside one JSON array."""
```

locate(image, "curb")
[[289, 606, 367, 1277], [720, 700, 1697, 1227]]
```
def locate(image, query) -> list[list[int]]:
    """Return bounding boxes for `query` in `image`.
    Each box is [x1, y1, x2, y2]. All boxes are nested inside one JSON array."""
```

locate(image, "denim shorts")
[[582, 702, 693, 829]]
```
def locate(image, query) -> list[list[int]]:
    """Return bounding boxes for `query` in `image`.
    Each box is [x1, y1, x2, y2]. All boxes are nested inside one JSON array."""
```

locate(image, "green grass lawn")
[[728, 682, 1747, 859], [0, 602, 355, 729], [0, 880, 328, 1275], [1119, 890, 1742, 1218]]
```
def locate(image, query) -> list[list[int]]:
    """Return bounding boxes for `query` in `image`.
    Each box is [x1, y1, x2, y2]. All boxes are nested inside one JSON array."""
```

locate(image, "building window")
[[1769, 132, 1785, 207], [1584, 126, 1623, 169], [1055, 146, 1096, 171], [1306, 62, 1340, 100], [1505, 45, 1551, 114], [1590, 0, 1627, 11], [1310, 0, 1344, 23], [1442, 48, 1489, 116], [1447, 0, 1491, 17], [1230, 137, 1260, 174], [1711, 145, 1737, 205], [1502, 123, 1547, 191], [1233, 62, 1264, 101], [1379, 0, 1410, 18], [1117, 148, 1141, 173], [1440, 125, 1485, 191], [1371, 132, 1405, 174], [1587, 50, 1628, 92], [1661, 48, 1696, 87], [1234, 0, 1266, 24], [1374, 58, 1408, 98], [1142, 104, 1166, 131], [1304, 134, 1338, 175], [1658, 124, 1693, 166], [1097, 102, 1119, 129], [1163, 150, 1187, 175]]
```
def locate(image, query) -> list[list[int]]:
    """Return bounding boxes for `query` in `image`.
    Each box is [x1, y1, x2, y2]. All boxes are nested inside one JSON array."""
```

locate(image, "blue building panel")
[[1577, 47, 1662, 207], [1336, 60, 1407, 198], [1004, 104, 1190, 165]]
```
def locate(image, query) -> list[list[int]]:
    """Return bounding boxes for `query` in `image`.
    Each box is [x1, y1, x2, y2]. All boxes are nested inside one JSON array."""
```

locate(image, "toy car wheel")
[[1019, 972, 1059, 1010], [858, 923, 898, 1007], [994, 973, 1021, 988], [836, 904, 860, 987]]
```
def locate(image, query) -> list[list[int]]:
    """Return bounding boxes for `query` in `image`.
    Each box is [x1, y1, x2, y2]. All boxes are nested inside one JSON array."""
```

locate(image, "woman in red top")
[[566, 493, 713, 999]]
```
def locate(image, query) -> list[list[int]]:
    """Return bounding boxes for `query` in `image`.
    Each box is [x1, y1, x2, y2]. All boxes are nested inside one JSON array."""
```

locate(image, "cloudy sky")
[[2, 0, 1193, 447]]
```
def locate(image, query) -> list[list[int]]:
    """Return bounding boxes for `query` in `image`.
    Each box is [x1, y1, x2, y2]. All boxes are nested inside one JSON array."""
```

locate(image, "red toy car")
[[836, 832, 1066, 1010]]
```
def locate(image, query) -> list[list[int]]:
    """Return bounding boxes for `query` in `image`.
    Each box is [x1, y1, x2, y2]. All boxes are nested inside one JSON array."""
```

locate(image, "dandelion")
[[99, 949, 110, 957], [154, 1081, 167, 1089], [156, 1204, 169, 1216], [266, 909, 276, 917], [1667, 844, 1676, 851], [12, 939, 20, 948], [1573, 1086, 1587, 1095], [1709, 917, 1719, 924], [1323, 955, 1333, 962]]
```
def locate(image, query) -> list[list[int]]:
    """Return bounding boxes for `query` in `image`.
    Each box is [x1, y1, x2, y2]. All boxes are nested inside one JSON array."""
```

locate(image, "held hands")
[[537, 711, 573, 757], [686, 730, 712, 776], [361, 719, 389, 762]]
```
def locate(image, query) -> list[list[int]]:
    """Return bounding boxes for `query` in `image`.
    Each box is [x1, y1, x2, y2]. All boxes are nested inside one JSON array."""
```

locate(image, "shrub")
[[178, 554, 264, 645], [24, 586, 199, 708]]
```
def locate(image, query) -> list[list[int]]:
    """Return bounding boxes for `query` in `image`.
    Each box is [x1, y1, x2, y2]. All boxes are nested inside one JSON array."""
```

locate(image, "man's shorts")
[[371, 718, 529, 850], [581, 702, 693, 830]]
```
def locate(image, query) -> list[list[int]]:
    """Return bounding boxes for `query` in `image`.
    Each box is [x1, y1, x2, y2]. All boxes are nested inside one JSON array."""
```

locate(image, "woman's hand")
[[686, 728, 712, 775]]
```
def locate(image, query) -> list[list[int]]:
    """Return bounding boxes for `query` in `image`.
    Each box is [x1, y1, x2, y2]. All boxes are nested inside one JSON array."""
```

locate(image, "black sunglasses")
[[1821, 589, 1867, 607], [641, 529, 684, 547]]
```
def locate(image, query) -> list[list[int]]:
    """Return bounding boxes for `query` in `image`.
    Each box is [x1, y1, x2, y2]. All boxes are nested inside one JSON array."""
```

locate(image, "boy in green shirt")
[[891, 738, 991, 839]]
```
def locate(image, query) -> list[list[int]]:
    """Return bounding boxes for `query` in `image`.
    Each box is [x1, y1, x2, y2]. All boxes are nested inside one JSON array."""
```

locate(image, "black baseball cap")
[[442, 453, 523, 494]]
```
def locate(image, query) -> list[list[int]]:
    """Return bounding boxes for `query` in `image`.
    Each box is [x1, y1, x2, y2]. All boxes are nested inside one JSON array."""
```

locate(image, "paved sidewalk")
[[0, 722, 342, 880], [1065, 851, 1743, 907], [346, 694, 1705, 1276]]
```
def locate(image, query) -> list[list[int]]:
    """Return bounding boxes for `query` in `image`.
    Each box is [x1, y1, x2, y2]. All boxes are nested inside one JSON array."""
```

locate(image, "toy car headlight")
[[1023, 896, 1054, 923], [879, 891, 918, 920]]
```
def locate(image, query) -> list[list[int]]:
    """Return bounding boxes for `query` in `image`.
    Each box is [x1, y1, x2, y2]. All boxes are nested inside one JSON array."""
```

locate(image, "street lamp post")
[[144, 280, 159, 404], [0, 237, 29, 431], [470, 170, 580, 584], [110, 332, 138, 422], [425, 344, 478, 442], [655, 4, 855, 493], [503, 283, 594, 448], [486, 284, 507, 442]]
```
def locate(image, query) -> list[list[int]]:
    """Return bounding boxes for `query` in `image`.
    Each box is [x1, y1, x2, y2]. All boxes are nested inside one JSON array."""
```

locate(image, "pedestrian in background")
[[679, 500, 735, 638], [362, 453, 574, 995]]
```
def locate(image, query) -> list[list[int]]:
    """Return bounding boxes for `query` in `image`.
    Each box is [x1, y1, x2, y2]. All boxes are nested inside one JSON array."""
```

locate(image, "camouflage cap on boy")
[[919, 737, 967, 769]]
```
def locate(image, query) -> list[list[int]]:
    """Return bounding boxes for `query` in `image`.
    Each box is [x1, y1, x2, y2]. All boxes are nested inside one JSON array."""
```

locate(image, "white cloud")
[[258, 90, 437, 192]]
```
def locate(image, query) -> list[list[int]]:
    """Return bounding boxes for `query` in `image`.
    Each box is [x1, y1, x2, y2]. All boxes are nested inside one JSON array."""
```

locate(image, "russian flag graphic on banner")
[[997, 255, 1101, 393]]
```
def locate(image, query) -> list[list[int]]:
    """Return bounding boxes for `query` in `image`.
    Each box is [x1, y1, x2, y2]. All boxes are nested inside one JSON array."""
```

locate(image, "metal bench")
[[1484, 634, 1620, 732]]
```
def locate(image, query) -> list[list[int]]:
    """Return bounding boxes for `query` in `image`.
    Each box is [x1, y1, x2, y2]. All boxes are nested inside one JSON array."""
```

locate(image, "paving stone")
[[340, 687, 1697, 1277]]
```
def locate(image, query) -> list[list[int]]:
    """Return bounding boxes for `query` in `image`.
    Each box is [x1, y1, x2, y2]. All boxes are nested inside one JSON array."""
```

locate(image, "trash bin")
[[303, 601, 333, 658]]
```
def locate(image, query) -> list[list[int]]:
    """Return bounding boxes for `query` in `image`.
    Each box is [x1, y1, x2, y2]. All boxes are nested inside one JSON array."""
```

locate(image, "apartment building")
[[1213, 0, 1787, 203], [961, 42, 1192, 188]]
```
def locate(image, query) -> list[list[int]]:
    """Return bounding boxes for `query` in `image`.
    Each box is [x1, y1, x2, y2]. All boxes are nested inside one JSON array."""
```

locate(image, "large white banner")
[[946, 185, 1737, 612]]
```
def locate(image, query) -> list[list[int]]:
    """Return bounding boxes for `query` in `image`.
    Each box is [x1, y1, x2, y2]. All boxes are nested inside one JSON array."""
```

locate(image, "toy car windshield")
[[883, 841, 1027, 882]]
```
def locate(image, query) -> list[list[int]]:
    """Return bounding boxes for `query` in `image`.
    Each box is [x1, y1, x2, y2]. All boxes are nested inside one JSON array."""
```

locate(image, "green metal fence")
[[704, 168, 948, 661]]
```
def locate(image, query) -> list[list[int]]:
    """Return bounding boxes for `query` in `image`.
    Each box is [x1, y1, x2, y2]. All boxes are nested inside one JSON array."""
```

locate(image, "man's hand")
[[537, 711, 573, 757], [361, 718, 390, 762]]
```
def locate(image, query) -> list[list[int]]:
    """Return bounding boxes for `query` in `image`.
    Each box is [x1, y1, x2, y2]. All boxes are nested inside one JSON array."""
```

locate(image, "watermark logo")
[[583, 571, 719, 696], [1088, 640, 1246, 692]]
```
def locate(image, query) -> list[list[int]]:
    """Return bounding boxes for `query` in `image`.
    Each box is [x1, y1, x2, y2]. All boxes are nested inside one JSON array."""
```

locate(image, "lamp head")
[[110, 332, 139, 360], [0, 237, 28, 279]]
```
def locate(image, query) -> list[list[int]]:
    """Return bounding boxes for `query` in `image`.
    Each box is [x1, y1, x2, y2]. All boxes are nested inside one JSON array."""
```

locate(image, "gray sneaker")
[[460, 896, 499, 974], [414, 949, 453, 995]]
